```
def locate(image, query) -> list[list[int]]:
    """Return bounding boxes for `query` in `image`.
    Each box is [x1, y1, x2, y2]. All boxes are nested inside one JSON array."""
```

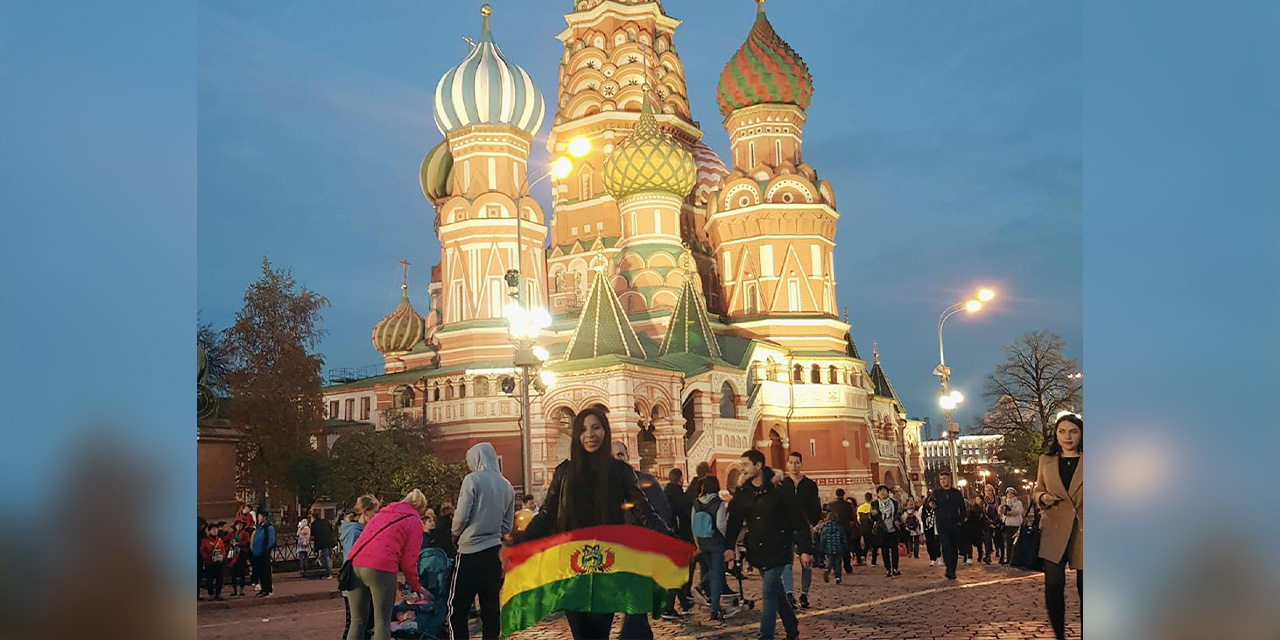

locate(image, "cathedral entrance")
[[769, 430, 785, 469]]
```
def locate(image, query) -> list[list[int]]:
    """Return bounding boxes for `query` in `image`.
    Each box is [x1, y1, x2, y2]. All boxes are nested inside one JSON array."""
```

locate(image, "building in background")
[[321, 0, 924, 500]]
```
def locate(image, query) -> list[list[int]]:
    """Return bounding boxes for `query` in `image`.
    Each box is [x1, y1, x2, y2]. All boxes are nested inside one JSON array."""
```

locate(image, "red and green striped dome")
[[716, 0, 813, 117]]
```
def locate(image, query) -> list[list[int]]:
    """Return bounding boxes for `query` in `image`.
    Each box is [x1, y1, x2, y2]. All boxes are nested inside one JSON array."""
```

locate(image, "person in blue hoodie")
[[249, 510, 276, 597], [447, 442, 514, 640]]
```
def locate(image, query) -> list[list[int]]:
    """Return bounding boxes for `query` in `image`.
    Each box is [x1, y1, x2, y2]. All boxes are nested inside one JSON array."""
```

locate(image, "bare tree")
[[978, 331, 1082, 471]]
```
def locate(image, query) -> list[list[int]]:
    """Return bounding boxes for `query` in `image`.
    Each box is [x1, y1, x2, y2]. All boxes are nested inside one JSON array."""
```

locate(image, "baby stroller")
[[391, 547, 454, 639]]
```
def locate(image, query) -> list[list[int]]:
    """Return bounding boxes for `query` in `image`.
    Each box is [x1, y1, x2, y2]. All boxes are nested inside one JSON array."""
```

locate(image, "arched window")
[[445, 381, 455, 401], [793, 364, 804, 383], [810, 364, 821, 384], [719, 381, 737, 419], [828, 366, 838, 384], [475, 376, 490, 396], [459, 381, 467, 399], [393, 385, 416, 409], [431, 382, 440, 401], [746, 362, 758, 394]]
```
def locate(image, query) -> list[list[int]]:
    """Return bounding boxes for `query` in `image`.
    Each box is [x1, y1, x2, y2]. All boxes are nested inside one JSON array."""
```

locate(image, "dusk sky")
[[197, 0, 1081, 434]]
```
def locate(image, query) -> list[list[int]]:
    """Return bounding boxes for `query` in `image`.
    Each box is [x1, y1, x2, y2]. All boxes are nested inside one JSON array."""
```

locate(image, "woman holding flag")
[[512, 407, 687, 639]]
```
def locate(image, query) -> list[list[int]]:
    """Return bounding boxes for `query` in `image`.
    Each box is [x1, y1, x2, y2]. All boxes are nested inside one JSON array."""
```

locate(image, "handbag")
[[338, 514, 415, 591], [1010, 508, 1043, 572]]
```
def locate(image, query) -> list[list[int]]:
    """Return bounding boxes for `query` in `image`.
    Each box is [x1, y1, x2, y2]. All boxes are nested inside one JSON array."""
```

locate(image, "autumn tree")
[[326, 429, 467, 511], [978, 331, 1082, 472], [197, 319, 231, 397], [223, 258, 329, 509]]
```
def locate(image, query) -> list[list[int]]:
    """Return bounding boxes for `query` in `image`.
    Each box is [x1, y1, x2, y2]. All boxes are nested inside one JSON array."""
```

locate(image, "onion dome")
[[603, 95, 696, 200], [716, 0, 814, 117], [689, 139, 729, 207], [371, 284, 425, 354], [419, 140, 453, 204], [432, 4, 545, 136]]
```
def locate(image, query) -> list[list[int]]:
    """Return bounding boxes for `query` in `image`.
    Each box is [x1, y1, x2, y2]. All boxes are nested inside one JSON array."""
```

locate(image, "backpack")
[[691, 498, 721, 541], [905, 512, 920, 531]]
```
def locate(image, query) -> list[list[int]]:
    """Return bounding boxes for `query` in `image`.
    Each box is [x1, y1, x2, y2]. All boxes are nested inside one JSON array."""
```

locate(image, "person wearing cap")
[[999, 487, 1025, 565], [930, 470, 966, 580]]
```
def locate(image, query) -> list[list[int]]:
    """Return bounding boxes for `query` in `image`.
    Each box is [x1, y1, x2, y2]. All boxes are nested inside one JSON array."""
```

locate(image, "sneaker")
[[799, 594, 810, 609], [834, 576, 842, 585], [964, 558, 972, 565], [893, 569, 901, 576], [945, 574, 956, 580], [929, 560, 937, 566], [692, 586, 709, 606], [710, 611, 723, 622], [258, 592, 272, 597], [661, 612, 679, 621], [723, 607, 740, 618], [254, 584, 262, 593], [721, 586, 737, 599]]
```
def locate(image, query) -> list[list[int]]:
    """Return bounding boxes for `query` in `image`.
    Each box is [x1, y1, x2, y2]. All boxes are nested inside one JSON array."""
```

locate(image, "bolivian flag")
[[500, 524, 695, 637]]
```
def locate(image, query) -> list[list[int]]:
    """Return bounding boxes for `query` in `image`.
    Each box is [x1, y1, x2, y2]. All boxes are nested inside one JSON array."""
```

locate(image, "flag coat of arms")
[[499, 524, 695, 637]]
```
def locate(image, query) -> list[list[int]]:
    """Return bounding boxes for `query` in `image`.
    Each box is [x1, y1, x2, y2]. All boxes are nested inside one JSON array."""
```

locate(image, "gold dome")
[[603, 96, 696, 200]]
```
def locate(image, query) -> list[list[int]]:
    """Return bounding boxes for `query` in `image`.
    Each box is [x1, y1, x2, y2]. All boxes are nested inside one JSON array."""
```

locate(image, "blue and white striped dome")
[[433, 4, 545, 137]]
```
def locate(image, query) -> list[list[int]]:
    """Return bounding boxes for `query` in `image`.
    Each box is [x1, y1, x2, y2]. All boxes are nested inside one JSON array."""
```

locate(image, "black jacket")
[[664, 482, 693, 541], [827, 498, 853, 533], [781, 476, 821, 527], [931, 487, 966, 529], [310, 518, 337, 549], [723, 467, 815, 570], [523, 459, 668, 541]]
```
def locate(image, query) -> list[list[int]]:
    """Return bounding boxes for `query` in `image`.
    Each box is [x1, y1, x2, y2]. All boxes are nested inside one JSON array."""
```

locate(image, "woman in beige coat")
[[1032, 413, 1083, 640]]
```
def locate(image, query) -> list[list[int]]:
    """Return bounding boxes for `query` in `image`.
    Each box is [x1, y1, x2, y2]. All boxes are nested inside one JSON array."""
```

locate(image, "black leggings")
[[1043, 559, 1082, 640], [924, 531, 941, 561], [565, 611, 614, 640]]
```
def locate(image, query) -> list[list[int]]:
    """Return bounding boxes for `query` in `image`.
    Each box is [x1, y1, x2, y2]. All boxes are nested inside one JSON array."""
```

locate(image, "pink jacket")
[[350, 501, 424, 592]]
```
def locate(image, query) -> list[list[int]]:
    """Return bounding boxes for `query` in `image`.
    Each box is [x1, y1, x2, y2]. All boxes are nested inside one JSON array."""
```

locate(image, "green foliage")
[[285, 450, 332, 511], [327, 429, 467, 512]]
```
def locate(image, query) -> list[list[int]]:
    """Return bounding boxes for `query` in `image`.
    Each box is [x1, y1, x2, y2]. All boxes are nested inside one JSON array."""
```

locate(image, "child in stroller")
[[391, 546, 453, 639]]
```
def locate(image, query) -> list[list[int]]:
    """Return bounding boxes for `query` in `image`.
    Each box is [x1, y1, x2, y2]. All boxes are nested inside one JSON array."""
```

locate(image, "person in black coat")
[[827, 489, 854, 572], [723, 450, 814, 640], [521, 408, 668, 640], [663, 467, 695, 612], [780, 452, 821, 609], [931, 469, 966, 580], [309, 513, 338, 578]]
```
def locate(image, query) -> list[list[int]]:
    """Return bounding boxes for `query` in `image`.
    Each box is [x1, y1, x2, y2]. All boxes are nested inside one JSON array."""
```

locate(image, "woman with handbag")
[[344, 489, 430, 640], [340, 495, 380, 640], [1033, 413, 1083, 640]]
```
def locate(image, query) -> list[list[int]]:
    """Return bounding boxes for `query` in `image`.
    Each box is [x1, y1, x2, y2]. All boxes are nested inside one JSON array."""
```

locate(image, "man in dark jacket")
[[613, 441, 675, 636], [724, 450, 813, 640], [828, 489, 854, 572], [931, 469, 967, 580], [780, 452, 820, 609], [309, 513, 338, 579], [664, 467, 695, 612]]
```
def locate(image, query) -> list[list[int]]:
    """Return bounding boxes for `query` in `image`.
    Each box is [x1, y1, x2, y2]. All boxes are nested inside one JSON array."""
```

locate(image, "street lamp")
[[933, 286, 997, 479], [504, 271, 554, 496]]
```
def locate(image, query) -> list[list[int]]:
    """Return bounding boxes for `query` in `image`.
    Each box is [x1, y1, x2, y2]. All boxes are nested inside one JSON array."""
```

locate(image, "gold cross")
[[399, 259, 411, 287]]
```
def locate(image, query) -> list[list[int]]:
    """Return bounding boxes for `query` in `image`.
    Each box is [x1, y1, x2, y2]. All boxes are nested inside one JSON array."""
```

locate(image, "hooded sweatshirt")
[[340, 520, 365, 561], [351, 501, 424, 592], [452, 442, 515, 555]]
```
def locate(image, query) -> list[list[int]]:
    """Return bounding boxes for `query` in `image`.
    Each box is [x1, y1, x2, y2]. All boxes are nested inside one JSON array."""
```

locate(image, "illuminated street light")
[[539, 369, 556, 387], [978, 288, 995, 302], [567, 135, 592, 158], [549, 156, 574, 179], [964, 300, 982, 313], [949, 390, 964, 404], [935, 285, 1001, 478]]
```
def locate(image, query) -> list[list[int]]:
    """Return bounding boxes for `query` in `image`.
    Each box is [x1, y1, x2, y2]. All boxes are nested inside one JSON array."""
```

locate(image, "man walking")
[[664, 467, 695, 613], [827, 489, 855, 574], [448, 442, 515, 640], [780, 452, 820, 609], [857, 493, 877, 567], [999, 487, 1025, 565], [612, 441, 674, 637], [724, 450, 814, 640], [310, 513, 338, 579], [931, 470, 966, 580], [249, 509, 275, 597]]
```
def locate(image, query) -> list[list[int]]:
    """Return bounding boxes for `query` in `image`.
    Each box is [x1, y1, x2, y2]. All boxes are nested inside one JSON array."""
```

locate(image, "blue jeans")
[[825, 553, 842, 580], [317, 546, 333, 575], [699, 547, 726, 614], [758, 564, 799, 640], [779, 543, 812, 595]]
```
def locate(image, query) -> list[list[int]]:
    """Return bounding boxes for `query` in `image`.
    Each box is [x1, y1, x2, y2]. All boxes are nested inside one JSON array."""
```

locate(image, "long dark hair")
[[1046, 413, 1083, 455], [560, 407, 615, 531]]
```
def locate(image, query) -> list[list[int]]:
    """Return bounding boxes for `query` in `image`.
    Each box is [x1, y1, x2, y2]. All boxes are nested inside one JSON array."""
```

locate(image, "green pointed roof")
[[844, 331, 861, 359], [868, 341, 898, 400], [658, 268, 722, 361], [564, 269, 647, 361]]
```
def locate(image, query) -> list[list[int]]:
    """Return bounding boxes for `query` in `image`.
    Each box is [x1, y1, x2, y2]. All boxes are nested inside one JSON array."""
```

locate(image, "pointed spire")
[[868, 342, 899, 400], [872, 341, 879, 364], [757, 0, 767, 15], [565, 267, 647, 361], [478, 3, 494, 43], [659, 256, 722, 360]]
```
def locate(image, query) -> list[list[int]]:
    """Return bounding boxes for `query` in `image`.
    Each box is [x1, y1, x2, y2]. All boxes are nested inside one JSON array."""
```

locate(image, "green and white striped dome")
[[432, 4, 545, 137]]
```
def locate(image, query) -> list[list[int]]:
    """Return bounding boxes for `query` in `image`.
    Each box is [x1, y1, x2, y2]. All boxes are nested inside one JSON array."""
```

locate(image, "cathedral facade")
[[322, 0, 926, 501]]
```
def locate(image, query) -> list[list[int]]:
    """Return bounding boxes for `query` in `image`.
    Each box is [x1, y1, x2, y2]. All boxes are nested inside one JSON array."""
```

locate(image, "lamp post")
[[933, 287, 995, 478]]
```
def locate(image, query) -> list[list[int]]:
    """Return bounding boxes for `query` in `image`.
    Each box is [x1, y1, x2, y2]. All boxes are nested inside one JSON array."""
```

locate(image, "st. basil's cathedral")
[[322, 0, 927, 501]]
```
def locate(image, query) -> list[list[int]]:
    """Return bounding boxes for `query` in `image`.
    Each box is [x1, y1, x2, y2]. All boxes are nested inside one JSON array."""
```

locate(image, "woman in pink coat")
[[345, 489, 429, 640]]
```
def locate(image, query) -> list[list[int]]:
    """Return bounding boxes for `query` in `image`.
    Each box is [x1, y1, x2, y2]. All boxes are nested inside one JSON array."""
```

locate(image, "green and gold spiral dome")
[[419, 139, 453, 204], [371, 284, 425, 354], [603, 96, 695, 200]]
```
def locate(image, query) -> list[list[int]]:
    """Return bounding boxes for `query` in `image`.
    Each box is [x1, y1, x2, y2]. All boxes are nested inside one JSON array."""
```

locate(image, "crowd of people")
[[198, 412, 1082, 640]]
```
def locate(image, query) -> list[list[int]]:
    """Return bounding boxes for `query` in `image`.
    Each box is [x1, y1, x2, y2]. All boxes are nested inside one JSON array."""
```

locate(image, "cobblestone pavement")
[[197, 557, 1081, 639]]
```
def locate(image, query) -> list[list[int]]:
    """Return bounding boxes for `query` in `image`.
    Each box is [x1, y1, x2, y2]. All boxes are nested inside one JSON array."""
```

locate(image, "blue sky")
[[197, 0, 1081, 434]]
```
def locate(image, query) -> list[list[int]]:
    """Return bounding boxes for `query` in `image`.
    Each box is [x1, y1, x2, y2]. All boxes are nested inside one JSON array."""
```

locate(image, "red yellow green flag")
[[499, 524, 695, 637]]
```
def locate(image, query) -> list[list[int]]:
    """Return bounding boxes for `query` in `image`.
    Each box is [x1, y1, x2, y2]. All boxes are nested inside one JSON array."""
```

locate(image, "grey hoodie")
[[452, 442, 515, 554]]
